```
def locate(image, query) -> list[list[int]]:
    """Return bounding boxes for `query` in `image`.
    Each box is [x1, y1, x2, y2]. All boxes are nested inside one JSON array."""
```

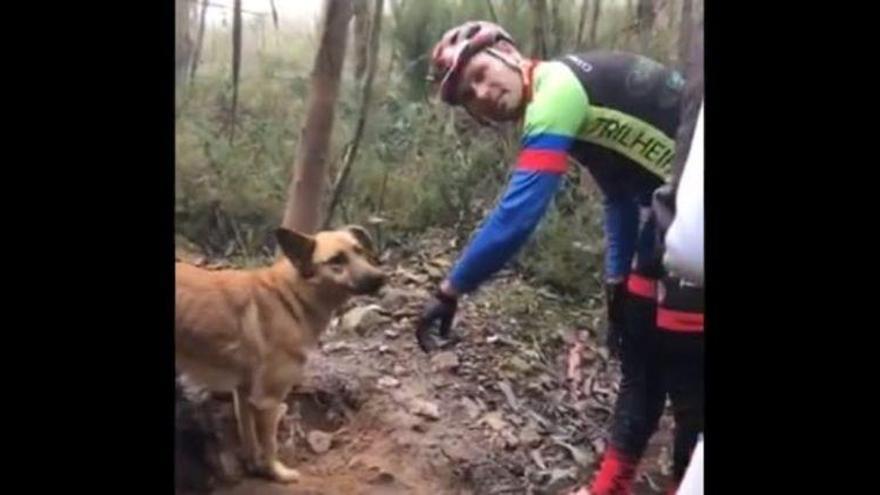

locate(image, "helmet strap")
[[519, 58, 538, 105], [484, 46, 521, 72]]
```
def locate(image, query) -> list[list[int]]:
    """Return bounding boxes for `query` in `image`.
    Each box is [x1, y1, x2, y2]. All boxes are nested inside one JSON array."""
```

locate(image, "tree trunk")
[[270, 0, 279, 30], [387, 0, 403, 75], [679, 0, 693, 70], [589, 0, 602, 46], [229, 0, 242, 140], [175, 0, 194, 89], [576, 0, 589, 49], [189, 0, 209, 85], [282, 0, 354, 234], [389, 0, 403, 26], [549, 0, 563, 55], [637, 0, 656, 53], [529, 0, 548, 59], [485, 0, 499, 23], [325, 0, 384, 228], [353, 0, 370, 80]]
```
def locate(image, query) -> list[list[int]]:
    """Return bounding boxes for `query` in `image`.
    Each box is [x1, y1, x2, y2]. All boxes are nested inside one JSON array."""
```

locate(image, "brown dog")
[[175, 225, 386, 482]]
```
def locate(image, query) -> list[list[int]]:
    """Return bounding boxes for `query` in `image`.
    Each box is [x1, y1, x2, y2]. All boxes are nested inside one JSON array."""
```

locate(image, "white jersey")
[[676, 434, 704, 494], [664, 102, 704, 286]]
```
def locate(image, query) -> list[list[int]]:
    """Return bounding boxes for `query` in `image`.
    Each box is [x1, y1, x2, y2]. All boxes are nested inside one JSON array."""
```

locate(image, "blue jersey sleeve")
[[602, 194, 640, 282], [448, 171, 563, 293]]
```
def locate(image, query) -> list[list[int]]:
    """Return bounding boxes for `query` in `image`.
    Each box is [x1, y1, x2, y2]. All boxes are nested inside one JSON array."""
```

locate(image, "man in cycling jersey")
[[414, 21, 697, 494]]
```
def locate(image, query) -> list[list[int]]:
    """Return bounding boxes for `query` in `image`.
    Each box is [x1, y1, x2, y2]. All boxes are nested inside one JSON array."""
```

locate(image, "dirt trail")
[[178, 240, 673, 495], [204, 320, 513, 495]]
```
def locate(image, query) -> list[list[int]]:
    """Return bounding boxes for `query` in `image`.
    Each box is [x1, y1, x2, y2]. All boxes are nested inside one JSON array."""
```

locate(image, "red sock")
[[589, 446, 638, 495]]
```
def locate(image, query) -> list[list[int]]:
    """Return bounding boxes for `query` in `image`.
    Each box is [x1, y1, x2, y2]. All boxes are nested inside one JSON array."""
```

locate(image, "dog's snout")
[[356, 272, 386, 295]]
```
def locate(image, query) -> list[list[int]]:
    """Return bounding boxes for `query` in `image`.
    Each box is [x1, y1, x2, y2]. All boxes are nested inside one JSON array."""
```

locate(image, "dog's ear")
[[343, 225, 376, 254], [275, 228, 316, 277]]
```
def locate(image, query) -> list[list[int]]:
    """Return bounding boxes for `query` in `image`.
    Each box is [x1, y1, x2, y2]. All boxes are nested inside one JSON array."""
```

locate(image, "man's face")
[[455, 50, 525, 122]]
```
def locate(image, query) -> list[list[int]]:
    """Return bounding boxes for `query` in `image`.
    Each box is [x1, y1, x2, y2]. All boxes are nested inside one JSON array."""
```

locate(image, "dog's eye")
[[327, 253, 347, 265]]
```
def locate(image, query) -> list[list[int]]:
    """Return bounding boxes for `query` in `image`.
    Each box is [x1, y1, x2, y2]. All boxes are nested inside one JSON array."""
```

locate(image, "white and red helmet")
[[429, 21, 517, 105]]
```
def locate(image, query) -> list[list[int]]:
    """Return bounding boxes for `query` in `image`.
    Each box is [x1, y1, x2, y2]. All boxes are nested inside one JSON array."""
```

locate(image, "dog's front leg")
[[251, 397, 299, 483]]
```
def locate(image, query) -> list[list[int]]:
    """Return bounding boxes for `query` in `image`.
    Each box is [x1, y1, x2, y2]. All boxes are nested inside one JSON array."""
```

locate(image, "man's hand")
[[415, 282, 460, 353], [605, 280, 627, 358]]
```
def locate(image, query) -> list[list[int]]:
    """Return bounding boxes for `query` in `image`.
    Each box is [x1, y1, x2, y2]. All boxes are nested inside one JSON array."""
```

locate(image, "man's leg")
[[589, 274, 665, 495], [662, 331, 704, 484], [656, 276, 704, 492]]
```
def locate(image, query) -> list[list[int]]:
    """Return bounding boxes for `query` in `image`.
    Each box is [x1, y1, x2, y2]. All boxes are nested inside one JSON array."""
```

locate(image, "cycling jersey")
[[448, 51, 685, 292]]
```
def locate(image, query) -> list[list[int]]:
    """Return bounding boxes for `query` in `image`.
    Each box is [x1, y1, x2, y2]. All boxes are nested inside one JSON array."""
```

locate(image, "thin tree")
[[549, 0, 562, 55], [636, 0, 656, 54], [229, 0, 242, 140], [282, 0, 355, 233], [589, 0, 602, 46], [576, 0, 589, 49], [529, 0, 548, 59], [175, 0, 195, 89], [353, 0, 370, 80], [325, 0, 385, 228], [189, 0, 209, 85], [270, 0, 279, 30], [679, 0, 693, 70], [485, 0, 499, 23]]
